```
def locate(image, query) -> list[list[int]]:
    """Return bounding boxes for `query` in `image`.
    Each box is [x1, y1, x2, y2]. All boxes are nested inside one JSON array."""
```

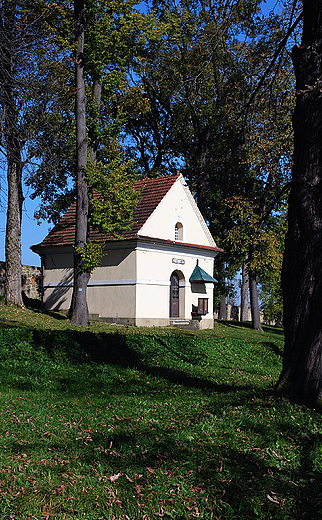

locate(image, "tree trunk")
[[277, 1, 322, 403], [217, 258, 227, 320], [5, 152, 23, 306], [240, 261, 249, 322], [70, 0, 90, 326], [218, 295, 227, 320], [2, 3, 24, 307], [249, 268, 263, 332], [196, 146, 208, 221], [89, 79, 102, 164]]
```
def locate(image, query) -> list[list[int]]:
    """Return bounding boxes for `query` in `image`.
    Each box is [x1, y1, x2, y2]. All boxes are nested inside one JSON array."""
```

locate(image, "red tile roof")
[[33, 174, 180, 249]]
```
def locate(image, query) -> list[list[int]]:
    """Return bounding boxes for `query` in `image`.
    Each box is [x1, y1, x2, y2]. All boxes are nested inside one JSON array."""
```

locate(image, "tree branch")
[[244, 9, 303, 124]]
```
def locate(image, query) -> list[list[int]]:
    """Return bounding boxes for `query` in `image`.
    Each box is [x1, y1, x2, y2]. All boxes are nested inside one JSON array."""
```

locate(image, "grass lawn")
[[0, 299, 321, 519]]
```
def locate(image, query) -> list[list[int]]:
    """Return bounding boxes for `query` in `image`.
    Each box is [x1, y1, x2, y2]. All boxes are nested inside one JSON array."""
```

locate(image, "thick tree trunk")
[[240, 261, 249, 322], [277, 1, 322, 403], [2, 3, 24, 307], [249, 268, 263, 332], [70, 0, 90, 326], [5, 153, 23, 306]]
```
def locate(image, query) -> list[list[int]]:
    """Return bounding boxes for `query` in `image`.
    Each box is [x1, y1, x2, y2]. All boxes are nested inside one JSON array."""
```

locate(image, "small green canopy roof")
[[189, 262, 218, 283]]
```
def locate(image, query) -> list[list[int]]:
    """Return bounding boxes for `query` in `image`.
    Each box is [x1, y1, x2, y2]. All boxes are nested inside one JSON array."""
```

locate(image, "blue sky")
[[0, 187, 51, 267], [0, 0, 292, 268]]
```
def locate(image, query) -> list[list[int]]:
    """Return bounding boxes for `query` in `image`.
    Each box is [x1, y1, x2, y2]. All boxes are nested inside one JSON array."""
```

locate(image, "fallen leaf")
[[109, 473, 121, 482], [267, 494, 279, 504]]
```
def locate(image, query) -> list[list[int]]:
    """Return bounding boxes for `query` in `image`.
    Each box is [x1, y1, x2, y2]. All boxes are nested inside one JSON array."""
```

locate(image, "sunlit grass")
[[0, 299, 320, 518]]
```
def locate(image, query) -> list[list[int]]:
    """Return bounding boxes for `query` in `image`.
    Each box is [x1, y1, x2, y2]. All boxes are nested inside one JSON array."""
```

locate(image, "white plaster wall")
[[43, 251, 73, 283], [136, 283, 170, 319], [139, 178, 216, 247], [87, 284, 136, 319], [43, 250, 73, 312], [135, 246, 215, 322], [90, 248, 136, 281], [87, 247, 137, 319], [43, 286, 72, 312], [42, 248, 137, 318]]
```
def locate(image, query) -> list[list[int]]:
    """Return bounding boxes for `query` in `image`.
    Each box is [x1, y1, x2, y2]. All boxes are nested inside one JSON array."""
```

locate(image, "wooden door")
[[170, 272, 179, 317]]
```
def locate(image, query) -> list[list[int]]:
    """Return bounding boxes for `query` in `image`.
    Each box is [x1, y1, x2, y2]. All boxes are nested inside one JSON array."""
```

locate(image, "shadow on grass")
[[263, 341, 283, 358], [5, 396, 320, 519], [33, 329, 252, 395], [88, 399, 321, 518], [0, 327, 255, 396], [23, 295, 68, 320], [218, 320, 284, 336]]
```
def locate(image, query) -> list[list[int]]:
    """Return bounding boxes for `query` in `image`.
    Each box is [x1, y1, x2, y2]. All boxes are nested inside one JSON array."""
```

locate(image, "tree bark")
[[249, 267, 263, 332], [1, 2, 24, 307], [70, 0, 90, 326], [240, 261, 249, 322], [277, 1, 322, 403], [218, 295, 227, 320], [89, 78, 102, 165], [5, 149, 23, 306], [196, 143, 208, 221], [217, 258, 227, 320]]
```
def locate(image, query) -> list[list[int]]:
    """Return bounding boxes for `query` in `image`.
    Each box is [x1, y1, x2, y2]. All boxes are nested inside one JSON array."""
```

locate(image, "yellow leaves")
[[119, 85, 151, 118], [224, 195, 286, 272], [225, 195, 259, 226]]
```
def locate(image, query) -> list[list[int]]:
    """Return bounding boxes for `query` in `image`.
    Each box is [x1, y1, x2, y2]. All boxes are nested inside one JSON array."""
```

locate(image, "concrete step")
[[170, 319, 201, 330]]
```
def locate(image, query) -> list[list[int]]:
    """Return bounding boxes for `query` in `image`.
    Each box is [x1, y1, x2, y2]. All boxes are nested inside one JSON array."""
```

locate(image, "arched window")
[[174, 222, 183, 241]]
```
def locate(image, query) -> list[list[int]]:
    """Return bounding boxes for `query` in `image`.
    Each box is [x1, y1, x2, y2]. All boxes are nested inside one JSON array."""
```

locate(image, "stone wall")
[[0, 262, 41, 299]]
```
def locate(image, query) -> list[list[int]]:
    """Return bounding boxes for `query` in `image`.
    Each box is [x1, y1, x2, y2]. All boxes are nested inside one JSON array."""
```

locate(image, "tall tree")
[[69, 0, 143, 325], [0, 0, 51, 305], [125, 0, 261, 216], [70, 0, 90, 325], [224, 194, 287, 330], [28, 0, 145, 325], [0, 1, 26, 306], [1, 9, 23, 306], [28, 0, 160, 226], [277, 0, 322, 404]]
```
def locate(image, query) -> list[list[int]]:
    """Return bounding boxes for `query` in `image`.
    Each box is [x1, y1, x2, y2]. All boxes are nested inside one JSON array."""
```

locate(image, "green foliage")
[[87, 157, 139, 236], [224, 196, 286, 272], [28, 0, 155, 224], [75, 241, 104, 274], [260, 274, 284, 325]]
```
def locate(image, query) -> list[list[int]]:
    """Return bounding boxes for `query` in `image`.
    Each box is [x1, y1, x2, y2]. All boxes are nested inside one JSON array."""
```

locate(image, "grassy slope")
[[0, 300, 320, 519]]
